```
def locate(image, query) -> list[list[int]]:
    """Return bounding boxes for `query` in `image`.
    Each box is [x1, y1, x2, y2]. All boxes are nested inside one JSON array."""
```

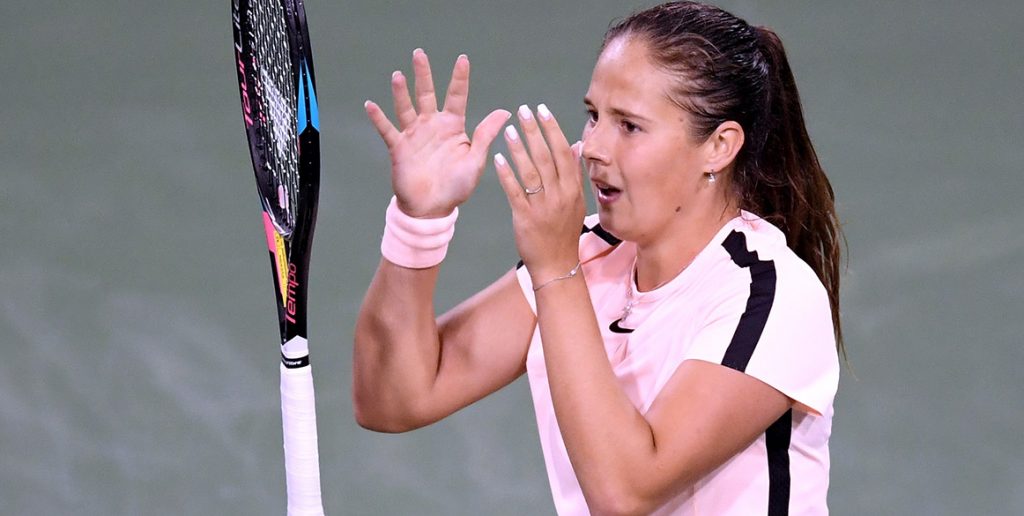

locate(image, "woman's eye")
[[622, 120, 640, 133], [585, 109, 598, 123]]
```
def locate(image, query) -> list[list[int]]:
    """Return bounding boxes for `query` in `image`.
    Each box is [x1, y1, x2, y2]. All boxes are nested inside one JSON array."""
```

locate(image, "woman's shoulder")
[[691, 212, 832, 341], [728, 212, 828, 300]]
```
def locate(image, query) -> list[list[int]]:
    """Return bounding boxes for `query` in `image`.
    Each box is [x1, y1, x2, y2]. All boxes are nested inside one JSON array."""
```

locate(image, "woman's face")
[[581, 37, 712, 246]]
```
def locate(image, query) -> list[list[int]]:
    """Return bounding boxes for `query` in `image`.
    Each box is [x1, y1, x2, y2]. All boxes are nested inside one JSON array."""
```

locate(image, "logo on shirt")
[[608, 317, 635, 334]]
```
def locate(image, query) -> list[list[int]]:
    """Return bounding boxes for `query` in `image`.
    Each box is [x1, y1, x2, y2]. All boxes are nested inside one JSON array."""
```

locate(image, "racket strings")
[[250, 0, 300, 234]]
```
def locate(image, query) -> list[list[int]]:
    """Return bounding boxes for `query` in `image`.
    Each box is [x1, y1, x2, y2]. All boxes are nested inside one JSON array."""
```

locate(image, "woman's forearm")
[[534, 274, 662, 514]]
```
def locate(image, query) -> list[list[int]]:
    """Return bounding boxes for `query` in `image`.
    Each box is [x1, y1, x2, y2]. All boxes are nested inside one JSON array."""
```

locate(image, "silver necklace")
[[621, 256, 694, 323], [621, 261, 667, 323]]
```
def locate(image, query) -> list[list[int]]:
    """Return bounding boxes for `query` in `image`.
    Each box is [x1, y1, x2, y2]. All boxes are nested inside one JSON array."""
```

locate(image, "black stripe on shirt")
[[766, 409, 793, 516], [721, 231, 790, 515], [720, 230, 777, 372], [589, 223, 621, 246]]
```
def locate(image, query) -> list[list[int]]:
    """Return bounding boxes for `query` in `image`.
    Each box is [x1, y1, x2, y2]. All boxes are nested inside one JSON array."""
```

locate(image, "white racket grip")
[[280, 337, 325, 516]]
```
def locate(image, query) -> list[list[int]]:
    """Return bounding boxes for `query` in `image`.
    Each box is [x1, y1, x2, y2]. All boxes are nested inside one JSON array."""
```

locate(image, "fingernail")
[[413, 48, 424, 55], [392, 70, 402, 80], [518, 104, 533, 121], [494, 153, 507, 167], [364, 100, 372, 109], [573, 140, 585, 160], [537, 103, 552, 121], [505, 125, 519, 141]]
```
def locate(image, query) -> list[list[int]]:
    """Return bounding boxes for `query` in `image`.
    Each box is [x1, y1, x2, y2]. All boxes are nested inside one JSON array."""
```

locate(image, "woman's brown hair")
[[604, 2, 846, 354]]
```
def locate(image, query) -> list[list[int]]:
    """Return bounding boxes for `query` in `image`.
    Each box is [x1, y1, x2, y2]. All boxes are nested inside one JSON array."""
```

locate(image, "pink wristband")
[[380, 196, 459, 269]]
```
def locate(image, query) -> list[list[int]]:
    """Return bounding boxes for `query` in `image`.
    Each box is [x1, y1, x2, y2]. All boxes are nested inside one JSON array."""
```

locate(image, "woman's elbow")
[[586, 472, 685, 516], [351, 388, 430, 433], [586, 486, 653, 516], [352, 402, 418, 433], [352, 399, 392, 433], [588, 498, 647, 516]]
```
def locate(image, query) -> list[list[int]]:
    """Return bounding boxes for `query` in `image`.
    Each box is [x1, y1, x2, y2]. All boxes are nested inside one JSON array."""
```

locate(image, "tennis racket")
[[231, 0, 323, 514]]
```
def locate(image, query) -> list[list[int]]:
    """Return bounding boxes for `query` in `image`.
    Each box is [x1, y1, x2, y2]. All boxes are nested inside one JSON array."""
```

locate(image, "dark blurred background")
[[1, 0, 1021, 514]]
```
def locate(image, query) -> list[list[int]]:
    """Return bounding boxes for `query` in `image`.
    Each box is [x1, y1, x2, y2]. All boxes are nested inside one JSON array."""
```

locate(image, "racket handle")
[[280, 337, 325, 516]]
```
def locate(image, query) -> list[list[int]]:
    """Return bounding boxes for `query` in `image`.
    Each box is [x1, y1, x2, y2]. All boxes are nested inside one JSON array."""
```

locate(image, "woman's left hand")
[[494, 104, 586, 286]]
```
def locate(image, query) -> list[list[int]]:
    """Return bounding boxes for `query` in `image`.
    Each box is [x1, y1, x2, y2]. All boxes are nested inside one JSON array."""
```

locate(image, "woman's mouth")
[[593, 180, 622, 205]]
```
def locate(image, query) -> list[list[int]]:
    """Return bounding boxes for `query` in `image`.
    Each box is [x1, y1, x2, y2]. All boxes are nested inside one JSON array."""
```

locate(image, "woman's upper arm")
[[635, 360, 792, 504], [423, 267, 537, 421]]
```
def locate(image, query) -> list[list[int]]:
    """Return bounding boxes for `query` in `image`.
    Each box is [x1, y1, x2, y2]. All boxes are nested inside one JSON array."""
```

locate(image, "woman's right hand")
[[365, 49, 511, 218]]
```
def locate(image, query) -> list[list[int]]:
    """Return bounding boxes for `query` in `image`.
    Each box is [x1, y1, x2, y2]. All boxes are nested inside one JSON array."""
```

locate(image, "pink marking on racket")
[[263, 211, 278, 252]]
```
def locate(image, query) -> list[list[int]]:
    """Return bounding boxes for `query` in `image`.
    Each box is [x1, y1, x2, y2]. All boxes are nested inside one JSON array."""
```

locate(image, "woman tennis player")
[[355, 2, 843, 514]]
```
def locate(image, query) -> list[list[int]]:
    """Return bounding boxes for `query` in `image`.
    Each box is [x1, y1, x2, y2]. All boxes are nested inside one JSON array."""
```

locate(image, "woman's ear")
[[702, 121, 745, 174]]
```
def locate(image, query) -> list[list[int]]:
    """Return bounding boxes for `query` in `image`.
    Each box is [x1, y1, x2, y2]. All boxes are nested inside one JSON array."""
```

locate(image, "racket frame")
[[231, 0, 324, 513]]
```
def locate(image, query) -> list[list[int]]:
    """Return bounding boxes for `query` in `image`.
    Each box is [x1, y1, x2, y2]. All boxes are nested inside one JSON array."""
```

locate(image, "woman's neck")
[[634, 203, 739, 292]]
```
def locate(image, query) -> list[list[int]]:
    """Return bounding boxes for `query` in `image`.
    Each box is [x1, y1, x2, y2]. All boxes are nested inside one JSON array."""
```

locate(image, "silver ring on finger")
[[524, 184, 544, 195]]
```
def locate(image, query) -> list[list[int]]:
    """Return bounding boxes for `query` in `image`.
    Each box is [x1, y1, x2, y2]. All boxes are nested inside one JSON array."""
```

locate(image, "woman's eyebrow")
[[583, 97, 652, 122]]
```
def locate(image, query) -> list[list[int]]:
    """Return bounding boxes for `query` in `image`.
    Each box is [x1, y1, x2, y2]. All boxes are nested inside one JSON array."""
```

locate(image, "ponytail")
[[751, 27, 846, 357]]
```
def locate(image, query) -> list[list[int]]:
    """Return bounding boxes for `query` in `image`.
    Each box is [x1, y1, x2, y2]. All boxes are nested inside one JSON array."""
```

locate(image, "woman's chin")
[[596, 210, 625, 239]]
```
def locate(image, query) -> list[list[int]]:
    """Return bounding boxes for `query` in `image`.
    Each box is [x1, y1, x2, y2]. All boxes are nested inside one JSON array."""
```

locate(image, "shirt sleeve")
[[683, 258, 840, 415], [515, 262, 537, 314]]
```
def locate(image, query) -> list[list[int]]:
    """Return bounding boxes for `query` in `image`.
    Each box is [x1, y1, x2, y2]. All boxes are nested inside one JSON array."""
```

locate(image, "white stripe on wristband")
[[380, 196, 459, 269]]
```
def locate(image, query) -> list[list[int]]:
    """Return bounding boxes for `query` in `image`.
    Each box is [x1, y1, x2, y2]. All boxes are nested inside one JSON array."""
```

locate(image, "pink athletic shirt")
[[516, 212, 839, 515]]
